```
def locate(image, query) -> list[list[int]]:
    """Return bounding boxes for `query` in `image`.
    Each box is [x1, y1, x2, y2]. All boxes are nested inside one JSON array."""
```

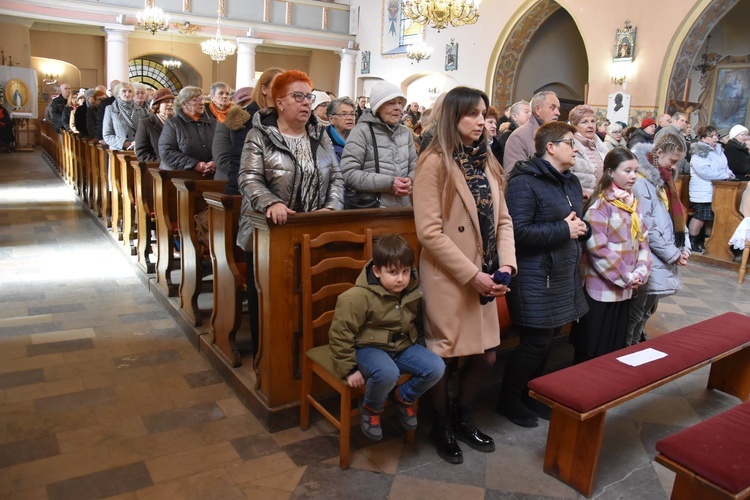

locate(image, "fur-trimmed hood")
[[690, 140, 713, 159], [632, 142, 664, 189], [223, 104, 251, 131]]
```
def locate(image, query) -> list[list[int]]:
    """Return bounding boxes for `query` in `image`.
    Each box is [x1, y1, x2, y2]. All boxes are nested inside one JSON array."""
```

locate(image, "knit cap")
[[729, 125, 748, 140], [369, 81, 406, 115]]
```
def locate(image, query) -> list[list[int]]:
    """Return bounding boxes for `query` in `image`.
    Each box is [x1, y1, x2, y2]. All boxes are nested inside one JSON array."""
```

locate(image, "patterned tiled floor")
[[1, 150, 748, 499]]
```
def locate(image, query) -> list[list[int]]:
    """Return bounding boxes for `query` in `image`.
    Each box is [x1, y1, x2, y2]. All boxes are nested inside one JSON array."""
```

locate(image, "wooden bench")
[[203, 192, 245, 368], [149, 168, 209, 298], [174, 179, 227, 327], [131, 160, 159, 274], [528, 312, 750, 497], [117, 151, 137, 254], [655, 400, 750, 499], [96, 143, 110, 226], [705, 180, 748, 261]]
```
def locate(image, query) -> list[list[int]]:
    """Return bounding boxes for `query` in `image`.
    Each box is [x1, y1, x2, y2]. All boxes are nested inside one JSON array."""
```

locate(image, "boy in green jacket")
[[329, 235, 445, 441]]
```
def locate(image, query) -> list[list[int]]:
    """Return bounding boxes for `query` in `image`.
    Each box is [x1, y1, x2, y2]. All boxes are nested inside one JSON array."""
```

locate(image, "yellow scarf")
[[604, 194, 645, 245]]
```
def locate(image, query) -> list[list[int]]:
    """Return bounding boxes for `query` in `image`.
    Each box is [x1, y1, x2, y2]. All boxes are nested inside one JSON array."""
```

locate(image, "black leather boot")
[[429, 414, 463, 464], [690, 235, 704, 253], [452, 402, 495, 452]]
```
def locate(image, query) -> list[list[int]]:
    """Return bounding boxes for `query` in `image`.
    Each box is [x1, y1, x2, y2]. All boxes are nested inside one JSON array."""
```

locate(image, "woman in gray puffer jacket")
[[340, 81, 417, 208], [236, 70, 344, 353]]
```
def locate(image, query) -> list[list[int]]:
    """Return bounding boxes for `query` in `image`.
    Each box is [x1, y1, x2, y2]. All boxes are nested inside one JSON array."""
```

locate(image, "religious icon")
[[445, 39, 458, 71], [361, 51, 370, 75], [613, 20, 636, 62], [5, 79, 30, 111]]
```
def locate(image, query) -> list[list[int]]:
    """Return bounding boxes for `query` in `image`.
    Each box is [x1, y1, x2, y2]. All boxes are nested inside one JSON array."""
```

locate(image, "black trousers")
[[245, 251, 259, 353], [498, 325, 561, 405]]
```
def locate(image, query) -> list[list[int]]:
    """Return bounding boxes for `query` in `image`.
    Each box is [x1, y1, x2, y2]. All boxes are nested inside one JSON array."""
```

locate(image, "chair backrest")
[[301, 229, 373, 354]]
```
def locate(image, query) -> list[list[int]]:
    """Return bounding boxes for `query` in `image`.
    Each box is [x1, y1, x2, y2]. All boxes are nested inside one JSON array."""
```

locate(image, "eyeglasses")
[[285, 92, 316, 103], [188, 97, 204, 103], [551, 138, 576, 148], [331, 113, 356, 118]]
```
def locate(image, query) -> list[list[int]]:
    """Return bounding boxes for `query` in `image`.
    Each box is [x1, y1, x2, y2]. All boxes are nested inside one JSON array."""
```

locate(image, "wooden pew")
[[116, 151, 137, 254], [527, 312, 750, 497], [131, 160, 159, 274], [107, 149, 124, 241], [704, 180, 748, 261], [174, 179, 227, 327], [150, 168, 209, 298], [247, 208, 418, 410], [96, 143, 110, 227], [204, 192, 245, 368], [86, 139, 101, 215], [655, 400, 750, 499]]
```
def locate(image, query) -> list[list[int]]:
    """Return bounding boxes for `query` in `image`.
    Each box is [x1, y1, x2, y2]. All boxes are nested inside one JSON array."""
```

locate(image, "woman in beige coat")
[[414, 87, 517, 465]]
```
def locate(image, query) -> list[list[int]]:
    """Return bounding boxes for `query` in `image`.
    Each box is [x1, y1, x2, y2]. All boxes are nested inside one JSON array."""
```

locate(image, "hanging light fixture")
[[402, 0, 479, 32], [694, 34, 718, 76], [201, 7, 236, 62], [136, 1, 170, 35], [163, 34, 182, 69], [407, 41, 432, 63]]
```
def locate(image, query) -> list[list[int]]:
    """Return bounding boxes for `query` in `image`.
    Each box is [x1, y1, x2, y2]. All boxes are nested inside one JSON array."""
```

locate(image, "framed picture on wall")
[[445, 39, 458, 72], [613, 20, 636, 62], [707, 64, 750, 131], [361, 51, 371, 75]]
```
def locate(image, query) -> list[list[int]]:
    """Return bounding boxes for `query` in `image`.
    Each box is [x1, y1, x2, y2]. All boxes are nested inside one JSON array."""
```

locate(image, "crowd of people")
[[44, 74, 750, 465]]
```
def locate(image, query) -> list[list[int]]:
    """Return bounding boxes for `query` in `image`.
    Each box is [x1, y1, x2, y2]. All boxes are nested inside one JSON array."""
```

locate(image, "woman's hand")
[[196, 161, 215, 176], [564, 212, 588, 239], [266, 203, 295, 224], [392, 176, 412, 196], [470, 270, 510, 299]]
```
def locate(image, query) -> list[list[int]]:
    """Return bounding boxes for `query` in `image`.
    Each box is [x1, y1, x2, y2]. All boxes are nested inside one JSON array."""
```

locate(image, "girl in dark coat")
[[496, 121, 591, 428]]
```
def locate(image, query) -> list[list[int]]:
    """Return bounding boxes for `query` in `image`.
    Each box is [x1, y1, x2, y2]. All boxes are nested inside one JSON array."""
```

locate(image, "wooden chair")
[[299, 229, 415, 470]]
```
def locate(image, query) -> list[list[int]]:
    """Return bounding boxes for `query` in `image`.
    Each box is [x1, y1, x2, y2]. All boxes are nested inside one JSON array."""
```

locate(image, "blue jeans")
[[356, 344, 445, 411]]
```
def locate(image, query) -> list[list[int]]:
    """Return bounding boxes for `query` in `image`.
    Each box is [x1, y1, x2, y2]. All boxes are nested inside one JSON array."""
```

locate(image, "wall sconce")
[[610, 60, 631, 89]]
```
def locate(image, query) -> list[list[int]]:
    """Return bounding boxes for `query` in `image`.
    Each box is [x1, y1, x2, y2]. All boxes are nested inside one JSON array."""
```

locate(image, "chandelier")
[[201, 12, 236, 62], [694, 34, 718, 76], [163, 35, 181, 69], [407, 42, 432, 63], [136, 3, 170, 36], [402, 0, 479, 32]]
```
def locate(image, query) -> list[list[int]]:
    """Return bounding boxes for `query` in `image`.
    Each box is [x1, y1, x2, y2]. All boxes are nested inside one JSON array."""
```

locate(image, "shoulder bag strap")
[[367, 123, 379, 173]]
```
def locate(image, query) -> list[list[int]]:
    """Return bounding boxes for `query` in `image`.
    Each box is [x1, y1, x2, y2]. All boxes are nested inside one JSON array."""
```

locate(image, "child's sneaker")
[[393, 389, 418, 430], [359, 402, 383, 441]]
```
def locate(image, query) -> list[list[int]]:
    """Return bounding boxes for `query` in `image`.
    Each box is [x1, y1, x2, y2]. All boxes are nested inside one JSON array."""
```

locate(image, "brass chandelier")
[[201, 10, 236, 62], [402, 0, 479, 32], [136, 2, 170, 36]]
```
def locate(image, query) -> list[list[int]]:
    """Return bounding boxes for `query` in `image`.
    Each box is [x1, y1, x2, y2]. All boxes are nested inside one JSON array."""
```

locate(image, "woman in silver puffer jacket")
[[236, 70, 344, 353]]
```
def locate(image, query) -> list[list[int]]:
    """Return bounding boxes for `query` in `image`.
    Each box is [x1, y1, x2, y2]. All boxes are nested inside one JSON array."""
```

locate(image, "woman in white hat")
[[725, 125, 750, 181], [339, 81, 417, 208]]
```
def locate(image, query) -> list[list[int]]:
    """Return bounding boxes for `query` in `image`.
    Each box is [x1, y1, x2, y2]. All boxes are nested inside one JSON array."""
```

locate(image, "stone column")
[[236, 37, 264, 89], [103, 24, 135, 85], [337, 48, 358, 100]]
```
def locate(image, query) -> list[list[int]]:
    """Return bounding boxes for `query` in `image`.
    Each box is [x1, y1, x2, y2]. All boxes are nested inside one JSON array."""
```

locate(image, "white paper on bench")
[[617, 348, 668, 367]]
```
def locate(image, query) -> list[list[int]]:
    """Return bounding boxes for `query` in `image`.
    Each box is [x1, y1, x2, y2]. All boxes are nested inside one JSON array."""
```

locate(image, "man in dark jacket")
[[496, 121, 591, 428], [48, 83, 71, 132]]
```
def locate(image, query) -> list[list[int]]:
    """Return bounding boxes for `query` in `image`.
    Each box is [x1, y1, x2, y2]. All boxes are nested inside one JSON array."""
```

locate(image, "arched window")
[[128, 59, 182, 93]]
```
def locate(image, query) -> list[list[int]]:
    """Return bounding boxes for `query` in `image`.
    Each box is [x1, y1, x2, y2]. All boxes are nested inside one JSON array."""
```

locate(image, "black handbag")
[[344, 123, 380, 209]]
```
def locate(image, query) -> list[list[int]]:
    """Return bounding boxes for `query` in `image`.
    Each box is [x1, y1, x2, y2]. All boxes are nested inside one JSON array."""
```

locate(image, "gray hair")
[[672, 112, 687, 122], [132, 82, 147, 92], [113, 81, 134, 96], [509, 100, 529, 118], [209, 82, 229, 96], [607, 123, 623, 134], [530, 91, 556, 115], [327, 97, 356, 117], [175, 86, 203, 107]]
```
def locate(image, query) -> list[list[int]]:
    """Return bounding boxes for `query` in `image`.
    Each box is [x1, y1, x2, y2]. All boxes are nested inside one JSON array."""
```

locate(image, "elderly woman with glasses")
[[340, 81, 417, 208], [603, 122, 627, 151], [158, 86, 216, 173], [236, 69, 343, 353], [326, 97, 357, 160]]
